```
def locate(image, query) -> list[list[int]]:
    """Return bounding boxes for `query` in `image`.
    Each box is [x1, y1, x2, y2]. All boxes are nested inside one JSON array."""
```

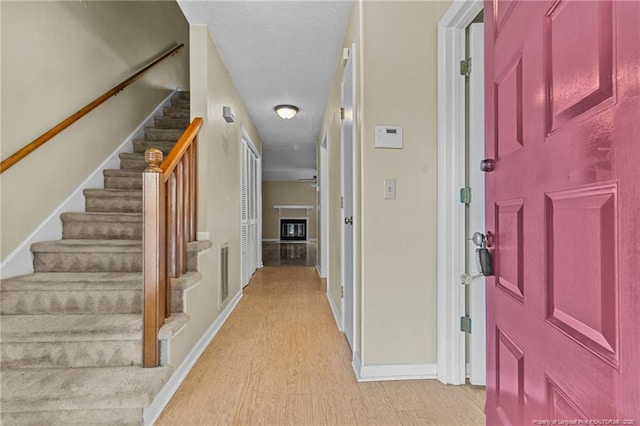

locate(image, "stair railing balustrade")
[[0, 44, 185, 174], [142, 117, 202, 367]]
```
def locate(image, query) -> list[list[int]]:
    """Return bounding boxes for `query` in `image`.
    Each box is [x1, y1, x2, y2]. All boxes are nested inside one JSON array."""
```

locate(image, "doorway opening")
[[436, 1, 486, 386]]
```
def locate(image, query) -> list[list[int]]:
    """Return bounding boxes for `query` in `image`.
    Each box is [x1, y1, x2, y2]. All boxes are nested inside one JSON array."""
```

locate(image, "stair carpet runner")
[[1, 93, 191, 425]]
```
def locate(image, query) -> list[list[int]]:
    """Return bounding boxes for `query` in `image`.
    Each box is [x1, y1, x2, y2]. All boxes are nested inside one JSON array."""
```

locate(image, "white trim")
[[326, 290, 342, 331], [196, 232, 210, 241], [0, 90, 178, 279], [352, 353, 437, 382], [262, 238, 280, 242], [436, 0, 484, 386], [318, 134, 329, 278], [143, 290, 243, 426]]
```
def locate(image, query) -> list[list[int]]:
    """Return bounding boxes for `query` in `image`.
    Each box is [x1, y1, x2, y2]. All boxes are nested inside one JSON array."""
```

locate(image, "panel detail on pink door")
[[545, 182, 618, 366], [496, 198, 524, 303], [495, 53, 523, 161], [496, 327, 525, 426], [546, 375, 588, 419], [493, 0, 519, 41], [545, 0, 615, 135]]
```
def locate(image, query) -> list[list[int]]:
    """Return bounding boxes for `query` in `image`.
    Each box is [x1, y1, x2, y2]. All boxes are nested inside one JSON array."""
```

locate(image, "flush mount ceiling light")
[[274, 104, 299, 120]]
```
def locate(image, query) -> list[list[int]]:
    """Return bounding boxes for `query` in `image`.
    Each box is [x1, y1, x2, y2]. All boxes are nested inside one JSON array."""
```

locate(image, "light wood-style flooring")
[[157, 266, 485, 425]]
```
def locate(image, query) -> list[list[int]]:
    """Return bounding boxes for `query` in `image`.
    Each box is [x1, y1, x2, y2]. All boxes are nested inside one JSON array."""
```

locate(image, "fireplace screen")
[[280, 219, 307, 241]]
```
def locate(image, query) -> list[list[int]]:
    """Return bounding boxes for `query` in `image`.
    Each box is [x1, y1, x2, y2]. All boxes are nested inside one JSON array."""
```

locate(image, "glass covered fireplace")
[[280, 219, 307, 241]]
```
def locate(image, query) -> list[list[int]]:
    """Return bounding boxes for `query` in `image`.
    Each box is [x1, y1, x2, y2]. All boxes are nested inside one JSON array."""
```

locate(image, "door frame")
[[340, 43, 357, 351], [436, 0, 484, 385]]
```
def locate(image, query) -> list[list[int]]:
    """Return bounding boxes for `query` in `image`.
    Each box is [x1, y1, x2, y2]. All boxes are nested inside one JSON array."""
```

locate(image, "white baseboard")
[[262, 238, 279, 242], [143, 290, 243, 425], [0, 90, 178, 279], [352, 353, 438, 382], [326, 290, 342, 331]]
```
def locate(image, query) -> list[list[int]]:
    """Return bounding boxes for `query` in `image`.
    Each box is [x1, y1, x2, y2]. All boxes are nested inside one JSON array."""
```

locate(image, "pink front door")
[[485, 0, 640, 423]]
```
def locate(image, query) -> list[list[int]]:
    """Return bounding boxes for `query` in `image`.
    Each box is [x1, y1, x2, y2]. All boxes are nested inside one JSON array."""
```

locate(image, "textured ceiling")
[[177, 1, 353, 181]]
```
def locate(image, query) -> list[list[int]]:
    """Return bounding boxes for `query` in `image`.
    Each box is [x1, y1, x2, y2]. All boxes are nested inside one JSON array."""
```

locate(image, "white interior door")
[[466, 22, 486, 386], [319, 136, 329, 278], [341, 45, 356, 350], [241, 141, 249, 287]]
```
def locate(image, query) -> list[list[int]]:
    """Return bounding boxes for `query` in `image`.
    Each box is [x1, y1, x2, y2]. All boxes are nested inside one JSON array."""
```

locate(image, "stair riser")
[[120, 155, 147, 171], [154, 117, 190, 129], [104, 175, 142, 190], [2, 340, 141, 369], [171, 99, 190, 108], [85, 197, 142, 213], [144, 128, 183, 141], [62, 221, 142, 240], [163, 107, 189, 118], [2, 408, 143, 426], [33, 253, 142, 273], [133, 140, 175, 155], [1, 290, 142, 315]]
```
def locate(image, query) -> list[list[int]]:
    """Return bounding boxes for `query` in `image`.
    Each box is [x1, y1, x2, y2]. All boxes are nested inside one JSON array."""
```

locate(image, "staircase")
[[0, 92, 192, 425]]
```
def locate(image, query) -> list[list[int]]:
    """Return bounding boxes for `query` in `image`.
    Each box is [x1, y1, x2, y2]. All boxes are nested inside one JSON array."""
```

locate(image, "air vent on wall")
[[220, 244, 229, 304]]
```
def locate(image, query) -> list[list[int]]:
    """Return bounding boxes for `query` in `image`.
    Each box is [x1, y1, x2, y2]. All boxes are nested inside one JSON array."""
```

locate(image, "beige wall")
[[319, 0, 450, 367], [0, 1, 189, 259], [169, 25, 262, 367], [262, 181, 317, 240]]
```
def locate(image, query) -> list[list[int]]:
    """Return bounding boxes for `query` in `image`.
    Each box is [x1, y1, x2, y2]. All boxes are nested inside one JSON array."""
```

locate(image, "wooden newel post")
[[143, 148, 166, 368]]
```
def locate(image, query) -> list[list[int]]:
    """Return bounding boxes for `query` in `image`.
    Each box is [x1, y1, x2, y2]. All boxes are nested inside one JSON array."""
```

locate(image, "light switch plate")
[[384, 178, 396, 200]]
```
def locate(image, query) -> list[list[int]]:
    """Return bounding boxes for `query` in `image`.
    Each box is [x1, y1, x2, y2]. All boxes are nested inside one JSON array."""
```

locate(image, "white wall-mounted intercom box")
[[375, 126, 403, 149]]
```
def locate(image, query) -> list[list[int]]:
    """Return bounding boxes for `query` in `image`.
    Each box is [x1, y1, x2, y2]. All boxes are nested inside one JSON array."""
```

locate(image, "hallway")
[[157, 266, 485, 425]]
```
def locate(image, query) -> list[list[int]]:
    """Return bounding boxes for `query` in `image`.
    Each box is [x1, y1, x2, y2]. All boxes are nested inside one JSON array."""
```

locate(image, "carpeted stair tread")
[[31, 239, 142, 253], [144, 127, 183, 141], [154, 116, 190, 129], [162, 106, 189, 118], [1, 366, 173, 413], [1, 408, 143, 426], [103, 169, 143, 189], [133, 139, 176, 154], [31, 240, 142, 273], [118, 152, 147, 171], [62, 212, 142, 240], [2, 314, 142, 342], [84, 189, 143, 213], [1, 272, 142, 291], [1, 272, 142, 315]]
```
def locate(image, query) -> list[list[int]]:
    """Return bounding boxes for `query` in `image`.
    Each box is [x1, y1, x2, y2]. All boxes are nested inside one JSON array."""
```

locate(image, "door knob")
[[344, 216, 353, 225]]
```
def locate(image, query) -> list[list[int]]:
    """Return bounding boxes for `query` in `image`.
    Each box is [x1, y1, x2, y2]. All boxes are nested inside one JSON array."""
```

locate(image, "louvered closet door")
[[248, 151, 258, 276], [240, 141, 249, 287], [485, 0, 640, 422]]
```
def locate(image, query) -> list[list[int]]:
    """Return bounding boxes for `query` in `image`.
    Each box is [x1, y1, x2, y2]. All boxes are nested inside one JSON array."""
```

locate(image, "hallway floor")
[[262, 242, 317, 266], [157, 266, 485, 425]]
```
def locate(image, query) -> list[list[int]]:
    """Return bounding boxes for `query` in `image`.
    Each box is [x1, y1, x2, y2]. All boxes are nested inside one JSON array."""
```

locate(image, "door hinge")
[[460, 315, 472, 333], [341, 196, 344, 208], [460, 187, 472, 204], [460, 57, 472, 77], [340, 107, 345, 120], [341, 286, 344, 298]]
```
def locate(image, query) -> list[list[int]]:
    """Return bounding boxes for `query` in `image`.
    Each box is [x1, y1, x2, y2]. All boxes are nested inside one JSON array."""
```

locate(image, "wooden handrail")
[[142, 117, 202, 368], [161, 118, 203, 179], [0, 43, 185, 174]]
